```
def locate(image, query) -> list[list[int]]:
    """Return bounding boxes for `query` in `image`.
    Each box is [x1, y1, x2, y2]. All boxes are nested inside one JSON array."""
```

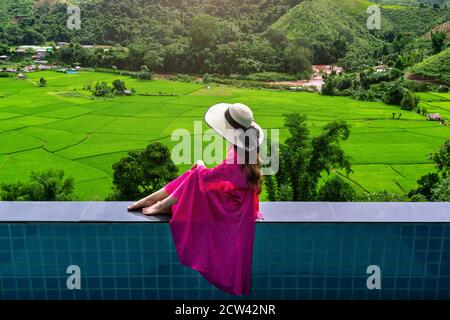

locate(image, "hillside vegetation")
[[424, 21, 450, 39], [371, 0, 450, 6], [410, 48, 450, 84], [271, 0, 383, 68], [1, 0, 449, 73], [380, 6, 450, 35]]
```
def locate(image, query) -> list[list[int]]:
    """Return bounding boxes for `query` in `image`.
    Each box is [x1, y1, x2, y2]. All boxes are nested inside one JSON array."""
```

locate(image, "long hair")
[[233, 145, 263, 194]]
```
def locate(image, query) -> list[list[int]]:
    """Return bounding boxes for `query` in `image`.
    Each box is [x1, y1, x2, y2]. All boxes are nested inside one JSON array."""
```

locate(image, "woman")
[[128, 103, 264, 296]]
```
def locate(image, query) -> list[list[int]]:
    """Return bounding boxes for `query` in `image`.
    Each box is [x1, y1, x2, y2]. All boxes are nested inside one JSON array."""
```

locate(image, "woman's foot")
[[128, 198, 156, 211], [142, 201, 168, 216], [128, 189, 171, 211]]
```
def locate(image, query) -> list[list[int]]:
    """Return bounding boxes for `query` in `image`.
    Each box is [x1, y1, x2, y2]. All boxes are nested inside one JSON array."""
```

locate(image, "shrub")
[[408, 173, 441, 201], [432, 177, 450, 201], [357, 191, 407, 202], [388, 68, 403, 81], [400, 89, 416, 111], [321, 76, 335, 96], [93, 82, 113, 97], [203, 73, 211, 84], [246, 72, 297, 82], [336, 77, 352, 91], [0, 72, 10, 78], [108, 143, 178, 201], [383, 81, 405, 105], [39, 77, 47, 87], [0, 169, 74, 201], [112, 79, 127, 94], [318, 176, 355, 202], [175, 74, 195, 82], [137, 70, 154, 80], [409, 194, 427, 202]]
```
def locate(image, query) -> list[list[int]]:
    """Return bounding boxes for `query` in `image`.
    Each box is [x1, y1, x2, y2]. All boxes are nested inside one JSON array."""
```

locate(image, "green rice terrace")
[[0, 70, 449, 200]]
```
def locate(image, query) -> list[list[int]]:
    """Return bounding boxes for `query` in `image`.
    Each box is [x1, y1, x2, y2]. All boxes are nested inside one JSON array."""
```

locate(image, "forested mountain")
[[271, 0, 383, 68], [380, 5, 450, 35], [0, 0, 448, 75], [371, 0, 450, 6]]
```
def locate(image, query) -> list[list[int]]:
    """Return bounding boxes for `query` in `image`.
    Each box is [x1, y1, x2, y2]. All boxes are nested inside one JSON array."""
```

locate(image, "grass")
[[0, 70, 449, 200]]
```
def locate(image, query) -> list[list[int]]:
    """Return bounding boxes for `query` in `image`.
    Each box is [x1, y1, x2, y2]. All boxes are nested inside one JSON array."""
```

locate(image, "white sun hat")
[[204, 103, 264, 152]]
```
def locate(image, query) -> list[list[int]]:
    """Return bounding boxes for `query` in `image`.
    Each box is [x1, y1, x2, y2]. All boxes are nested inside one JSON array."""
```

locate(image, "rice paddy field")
[[0, 70, 449, 200]]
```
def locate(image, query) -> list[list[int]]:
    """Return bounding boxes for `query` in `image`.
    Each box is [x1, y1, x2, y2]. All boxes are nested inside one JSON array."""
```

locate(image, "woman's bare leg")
[[128, 188, 170, 210], [142, 196, 178, 216]]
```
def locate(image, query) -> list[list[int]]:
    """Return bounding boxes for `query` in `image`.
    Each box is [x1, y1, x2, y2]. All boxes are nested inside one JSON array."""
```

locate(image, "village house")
[[16, 46, 53, 59]]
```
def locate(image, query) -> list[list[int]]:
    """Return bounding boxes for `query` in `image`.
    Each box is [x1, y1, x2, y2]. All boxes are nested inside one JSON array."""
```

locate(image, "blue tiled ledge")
[[1, 201, 450, 300], [0, 201, 449, 222]]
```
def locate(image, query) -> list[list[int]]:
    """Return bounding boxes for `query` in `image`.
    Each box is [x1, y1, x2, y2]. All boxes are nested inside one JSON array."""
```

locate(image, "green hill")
[[329, 0, 375, 16], [380, 5, 450, 35], [271, 0, 382, 68], [0, 0, 33, 23], [371, 0, 450, 6], [409, 48, 450, 84]]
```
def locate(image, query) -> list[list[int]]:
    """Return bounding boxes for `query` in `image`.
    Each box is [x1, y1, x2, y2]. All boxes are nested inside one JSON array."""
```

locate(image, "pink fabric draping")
[[164, 147, 262, 295]]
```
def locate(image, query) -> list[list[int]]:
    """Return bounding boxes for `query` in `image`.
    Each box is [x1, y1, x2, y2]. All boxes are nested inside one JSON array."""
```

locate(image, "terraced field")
[[0, 71, 449, 200]]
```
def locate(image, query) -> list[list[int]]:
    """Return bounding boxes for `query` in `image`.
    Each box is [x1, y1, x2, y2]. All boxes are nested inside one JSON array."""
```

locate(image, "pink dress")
[[164, 147, 263, 296]]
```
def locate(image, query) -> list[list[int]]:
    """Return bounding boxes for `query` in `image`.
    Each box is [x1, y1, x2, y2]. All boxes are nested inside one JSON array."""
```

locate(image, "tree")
[[108, 142, 178, 201], [0, 169, 74, 201], [236, 58, 263, 75], [428, 140, 450, 178], [189, 14, 220, 49], [431, 31, 446, 54], [0, 43, 9, 55], [383, 81, 405, 105], [284, 39, 312, 77], [432, 177, 450, 201], [203, 73, 211, 84], [21, 29, 45, 45], [400, 89, 419, 111], [321, 75, 335, 96], [409, 173, 440, 201], [93, 82, 113, 97], [143, 45, 164, 72], [329, 30, 352, 64], [264, 28, 288, 51], [265, 113, 352, 201], [39, 77, 47, 87], [127, 43, 146, 71], [318, 176, 355, 201], [112, 79, 127, 94]]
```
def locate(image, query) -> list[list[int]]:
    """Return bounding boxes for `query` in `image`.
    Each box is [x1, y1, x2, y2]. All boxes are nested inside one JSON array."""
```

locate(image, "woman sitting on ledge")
[[128, 103, 264, 296]]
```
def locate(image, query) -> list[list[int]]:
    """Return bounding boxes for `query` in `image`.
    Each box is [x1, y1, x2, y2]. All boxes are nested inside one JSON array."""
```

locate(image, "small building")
[[375, 65, 387, 73], [17, 73, 26, 80], [426, 113, 442, 121], [17, 46, 53, 58], [0, 55, 8, 60]]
